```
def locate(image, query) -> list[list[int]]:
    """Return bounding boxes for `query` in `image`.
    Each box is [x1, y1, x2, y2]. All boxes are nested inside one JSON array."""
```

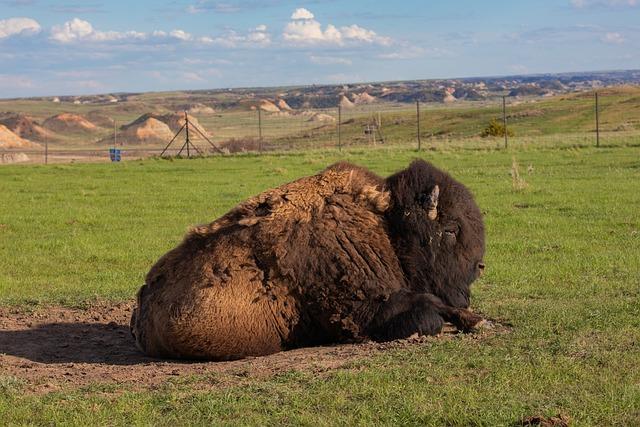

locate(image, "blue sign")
[[109, 148, 121, 162]]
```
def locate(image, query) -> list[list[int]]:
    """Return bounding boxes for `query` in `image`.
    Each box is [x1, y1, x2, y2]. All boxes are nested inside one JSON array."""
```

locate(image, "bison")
[[131, 160, 486, 360]]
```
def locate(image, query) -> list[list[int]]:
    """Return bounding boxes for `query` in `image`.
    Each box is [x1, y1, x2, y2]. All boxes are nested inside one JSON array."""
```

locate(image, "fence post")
[[502, 96, 508, 149], [338, 104, 342, 151], [185, 112, 191, 158], [595, 91, 600, 148], [416, 100, 421, 150], [258, 107, 263, 152]]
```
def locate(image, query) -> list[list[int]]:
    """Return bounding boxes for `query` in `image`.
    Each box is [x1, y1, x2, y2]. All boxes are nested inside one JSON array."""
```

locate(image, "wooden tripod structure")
[[160, 112, 223, 157]]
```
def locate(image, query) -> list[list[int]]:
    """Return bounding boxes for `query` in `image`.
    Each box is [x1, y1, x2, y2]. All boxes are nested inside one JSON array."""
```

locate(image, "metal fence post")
[[503, 96, 508, 149], [416, 100, 421, 150], [595, 91, 600, 148], [338, 104, 342, 151], [258, 107, 263, 152]]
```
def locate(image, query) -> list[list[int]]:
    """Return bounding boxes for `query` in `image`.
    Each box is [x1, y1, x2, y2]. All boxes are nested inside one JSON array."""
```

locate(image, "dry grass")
[[511, 156, 529, 191]]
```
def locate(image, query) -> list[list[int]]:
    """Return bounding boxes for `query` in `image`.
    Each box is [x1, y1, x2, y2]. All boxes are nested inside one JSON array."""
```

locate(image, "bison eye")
[[444, 223, 459, 236]]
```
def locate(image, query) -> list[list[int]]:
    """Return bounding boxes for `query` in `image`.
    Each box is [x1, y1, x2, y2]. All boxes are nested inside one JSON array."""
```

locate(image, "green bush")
[[481, 118, 514, 137]]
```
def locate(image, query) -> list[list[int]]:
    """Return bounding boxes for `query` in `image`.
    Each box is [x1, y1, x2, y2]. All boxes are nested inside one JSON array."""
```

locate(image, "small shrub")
[[481, 118, 514, 138], [219, 138, 262, 153]]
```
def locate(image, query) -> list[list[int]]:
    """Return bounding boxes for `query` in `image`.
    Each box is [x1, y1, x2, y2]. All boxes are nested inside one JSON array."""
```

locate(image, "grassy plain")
[[0, 144, 639, 425]]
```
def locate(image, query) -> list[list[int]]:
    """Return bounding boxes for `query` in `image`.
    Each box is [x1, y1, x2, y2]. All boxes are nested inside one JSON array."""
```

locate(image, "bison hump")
[[184, 164, 404, 337], [190, 162, 389, 236], [252, 167, 403, 329]]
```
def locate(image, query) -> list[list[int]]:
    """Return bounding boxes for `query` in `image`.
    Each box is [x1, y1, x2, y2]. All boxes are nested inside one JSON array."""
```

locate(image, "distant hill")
[[115, 117, 174, 145], [0, 113, 58, 142], [0, 69, 638, 148], [43, 113, 98, 134], [0, 124, 41, 149]]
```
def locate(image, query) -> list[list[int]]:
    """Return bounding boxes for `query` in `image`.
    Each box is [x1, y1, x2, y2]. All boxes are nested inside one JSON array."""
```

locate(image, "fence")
[[1, 88, 639, 165]]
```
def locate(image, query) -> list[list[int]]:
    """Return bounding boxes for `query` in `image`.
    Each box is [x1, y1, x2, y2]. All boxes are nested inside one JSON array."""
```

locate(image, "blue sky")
[[0, 0, 638, 97]]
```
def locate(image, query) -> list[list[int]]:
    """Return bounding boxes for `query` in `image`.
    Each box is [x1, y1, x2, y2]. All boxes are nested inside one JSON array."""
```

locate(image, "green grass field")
[[1, 144, 639, 425]]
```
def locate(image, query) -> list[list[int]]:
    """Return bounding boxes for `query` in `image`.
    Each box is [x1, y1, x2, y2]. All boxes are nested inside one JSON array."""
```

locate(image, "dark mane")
[[385, 159, 485, 308]]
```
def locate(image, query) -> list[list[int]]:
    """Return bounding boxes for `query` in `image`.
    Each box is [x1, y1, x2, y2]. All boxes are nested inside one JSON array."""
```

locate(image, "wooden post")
[[338, 105, 342, 151], [595, 92, 600, 148], [377, 111, 385, 144], [416, 100, 421, 150], [258, 107, 263, 152], [44, 133, 48, 165], [502, 96, 508, 149]]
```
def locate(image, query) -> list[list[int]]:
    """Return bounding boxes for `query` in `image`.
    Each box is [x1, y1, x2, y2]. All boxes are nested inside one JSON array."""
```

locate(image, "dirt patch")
[[0, 303, 507, 394], [521, 414, 571, 426], [0, 152, 30, 164]]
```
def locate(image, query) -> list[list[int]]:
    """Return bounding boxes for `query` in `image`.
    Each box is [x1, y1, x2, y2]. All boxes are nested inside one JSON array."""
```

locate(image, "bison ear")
[[421, 185, 439, 220]]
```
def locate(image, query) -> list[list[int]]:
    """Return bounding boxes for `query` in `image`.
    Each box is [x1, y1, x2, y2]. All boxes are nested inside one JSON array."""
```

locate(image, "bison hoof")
[[452, 309, 485, 332]]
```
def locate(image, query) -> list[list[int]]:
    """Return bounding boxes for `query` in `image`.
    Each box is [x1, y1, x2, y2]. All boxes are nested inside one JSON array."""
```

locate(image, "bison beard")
[[131, 160, 486, 360]]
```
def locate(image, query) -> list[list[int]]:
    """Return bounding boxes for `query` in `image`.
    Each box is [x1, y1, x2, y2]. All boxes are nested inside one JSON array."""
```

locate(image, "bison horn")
[[427, 185, 439, 220]]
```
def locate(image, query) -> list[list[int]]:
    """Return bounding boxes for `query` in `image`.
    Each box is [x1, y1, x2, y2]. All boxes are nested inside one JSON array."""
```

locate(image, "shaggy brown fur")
[[131, 160, 485, 360]]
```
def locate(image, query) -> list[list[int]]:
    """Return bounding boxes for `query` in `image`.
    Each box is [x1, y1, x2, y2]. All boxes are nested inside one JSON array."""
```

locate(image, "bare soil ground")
[[0, 302, 507, 394]]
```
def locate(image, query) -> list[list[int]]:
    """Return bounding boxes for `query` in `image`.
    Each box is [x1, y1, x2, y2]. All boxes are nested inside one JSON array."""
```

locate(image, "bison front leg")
[[367, 291, 445, 341], [367, 292, 484, 341], [425, 294, 484, 332]]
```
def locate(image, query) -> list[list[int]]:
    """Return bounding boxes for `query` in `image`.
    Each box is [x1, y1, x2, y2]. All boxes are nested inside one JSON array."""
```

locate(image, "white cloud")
[[309, 55, 352, 65], [570, 0, 637, 8], [208, 32, 242, 47], [0, 17, 41, 39], [284, 19, 341, 44], [169, 29, 192, 41], [377, 46, 451, 60], [186, 1, 241, 14], [341, 24, 390, 45], [283, 9, 391, 46], [50, 19, 205, 45], [378, 47, 424, 60], [50, 18, 146, 43], [203, 27, 269, 48], [50, 18, 94, 42], [603, 32, 625, 43], [291, 8, 314, 20], [246, 25, 271, 45]]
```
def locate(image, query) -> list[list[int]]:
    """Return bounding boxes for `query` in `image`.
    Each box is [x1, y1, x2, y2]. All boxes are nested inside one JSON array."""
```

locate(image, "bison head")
[[385, 159, 485, 308]]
